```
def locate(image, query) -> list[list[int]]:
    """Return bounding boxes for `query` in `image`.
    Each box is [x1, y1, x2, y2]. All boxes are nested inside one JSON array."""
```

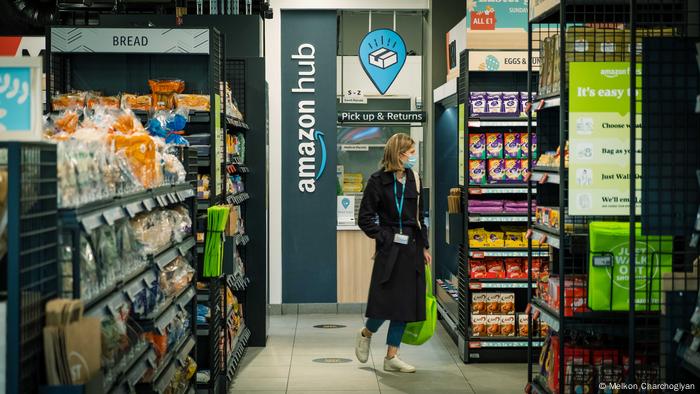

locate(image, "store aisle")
[[230, 313, 526, 394]]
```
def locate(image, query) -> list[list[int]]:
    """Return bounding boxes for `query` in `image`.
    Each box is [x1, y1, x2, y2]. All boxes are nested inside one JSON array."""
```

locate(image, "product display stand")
[[525, 2, 700, 393], [446, 48, 542, 363], [59, 185, 198, 394], [1, 142, 59, 394], [46, 26, 224, 394]]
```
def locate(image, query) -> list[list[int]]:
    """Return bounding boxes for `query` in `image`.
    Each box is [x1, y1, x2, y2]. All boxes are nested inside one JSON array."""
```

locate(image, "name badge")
[[394, 233, 409, 245]]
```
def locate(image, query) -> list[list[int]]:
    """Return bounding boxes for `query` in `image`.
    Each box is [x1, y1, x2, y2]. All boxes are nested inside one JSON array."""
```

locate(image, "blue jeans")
[[366, 319, 406, 348]]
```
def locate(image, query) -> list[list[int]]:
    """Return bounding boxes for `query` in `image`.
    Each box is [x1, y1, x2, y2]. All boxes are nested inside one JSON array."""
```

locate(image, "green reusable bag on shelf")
[[588, 221, 673, 311], [402, 265, 437, 345]]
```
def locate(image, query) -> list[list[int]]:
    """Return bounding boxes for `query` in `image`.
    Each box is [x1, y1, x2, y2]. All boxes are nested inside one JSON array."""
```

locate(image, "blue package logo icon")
[[0, 67, 31, 133], [359, 29, 407, 95]]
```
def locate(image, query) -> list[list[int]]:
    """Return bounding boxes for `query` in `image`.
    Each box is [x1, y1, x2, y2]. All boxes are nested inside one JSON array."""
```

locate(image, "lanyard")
[[393, 173, 406, 234]]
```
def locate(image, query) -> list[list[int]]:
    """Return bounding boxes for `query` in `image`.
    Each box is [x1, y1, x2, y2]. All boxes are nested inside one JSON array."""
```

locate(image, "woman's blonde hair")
[[382, 133, 415, 172]]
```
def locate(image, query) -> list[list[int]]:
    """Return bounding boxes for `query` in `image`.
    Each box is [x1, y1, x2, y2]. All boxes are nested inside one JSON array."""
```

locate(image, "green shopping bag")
[[588, 222, 673, 311], [402, 265, 437, 345]]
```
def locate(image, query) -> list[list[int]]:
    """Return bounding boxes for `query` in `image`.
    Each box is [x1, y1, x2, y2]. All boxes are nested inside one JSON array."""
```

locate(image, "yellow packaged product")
[[505, 232, 525, 248], [485, 230, 505, 247], [343, 173, 363, 184], [343, 182, 363, 193], [468, 228, 488, 248]]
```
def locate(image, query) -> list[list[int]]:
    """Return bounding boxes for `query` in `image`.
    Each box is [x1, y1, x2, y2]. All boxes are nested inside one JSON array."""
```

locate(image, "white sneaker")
[[355, 329, 371, 363], [383, 355, 416, 373]]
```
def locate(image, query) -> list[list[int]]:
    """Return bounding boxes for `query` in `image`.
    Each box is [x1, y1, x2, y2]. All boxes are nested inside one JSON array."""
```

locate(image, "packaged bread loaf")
[[175, 94, 210, 111], [52, 92, 86, 111], [121, 94, 153, 111], [148, 79, 185, 111]]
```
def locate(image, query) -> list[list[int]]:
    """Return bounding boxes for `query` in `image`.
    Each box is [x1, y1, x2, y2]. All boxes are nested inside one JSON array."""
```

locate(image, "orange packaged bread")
[[111, 112, 146, 134], [87, 94, 120, 110], [108, 132, 162, 188], [149, 79, 185, 93], [52, 92, 86, 111], [121, 94, 153, 111], [54, 110, 80, 134], [149, 79, 185, 111], [175, 94, 210, 111]]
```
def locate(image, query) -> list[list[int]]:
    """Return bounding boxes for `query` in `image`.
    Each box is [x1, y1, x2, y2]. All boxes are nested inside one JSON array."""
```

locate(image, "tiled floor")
[[230, 313, 526, 394]]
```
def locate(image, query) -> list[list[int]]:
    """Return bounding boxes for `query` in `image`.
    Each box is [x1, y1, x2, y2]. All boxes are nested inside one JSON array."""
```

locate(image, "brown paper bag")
[[63, 317, 101, 384], [225, 206, 240, 236]]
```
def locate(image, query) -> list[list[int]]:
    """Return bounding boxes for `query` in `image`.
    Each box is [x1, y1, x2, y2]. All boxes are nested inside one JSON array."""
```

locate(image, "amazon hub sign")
[[292, 44, 325, 193], [281, 11, 337, 303]]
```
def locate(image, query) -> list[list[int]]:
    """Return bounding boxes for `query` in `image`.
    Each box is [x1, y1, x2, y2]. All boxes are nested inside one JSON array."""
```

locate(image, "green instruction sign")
[[568, 62, 642, 216]]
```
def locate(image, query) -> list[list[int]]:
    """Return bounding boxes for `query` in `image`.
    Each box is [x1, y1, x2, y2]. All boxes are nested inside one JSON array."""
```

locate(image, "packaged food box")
[[486, 133, 503, 158], [504, 133, 521, 158], [504, 159, 522, 182], [469, 134, 486, 159], [472, 293, 487, 315], [499, 293, 515, 314], [520, 159, 530, 179], [548, 275, 588, 317], [486, 92, 503, 114], [485, 230, 505, 247], [469, 160, 487, 185], [488, 159, 506, 183], [502, 92, 519, 114], [470, 92, 487, 115], [472, 315, 487, 337], [486, 293, 500, 315], [470, 260, 487, 279], [500, 315, 515, 337], [468, 228, 488, 248], [486, 315, 501, 336], [505, 232, 525, 248], [486, 260, 505, 278], [518, 313, 529, 337], [505, 258, 525, 278]]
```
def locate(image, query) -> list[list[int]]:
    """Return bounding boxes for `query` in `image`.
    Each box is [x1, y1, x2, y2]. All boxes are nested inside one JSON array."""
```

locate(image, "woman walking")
[[354, 133, 431, 373]]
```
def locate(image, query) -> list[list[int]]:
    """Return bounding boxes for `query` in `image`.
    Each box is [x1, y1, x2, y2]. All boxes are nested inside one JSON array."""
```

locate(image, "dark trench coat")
[[358, 169, 429, 323]]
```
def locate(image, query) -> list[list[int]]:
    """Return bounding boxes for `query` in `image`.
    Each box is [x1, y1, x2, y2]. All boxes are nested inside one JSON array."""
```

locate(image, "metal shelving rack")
[[1, 142, 58, 394], [449, 48, 544, 363], [525, 1, 700, 393], [45, 26, 227, 394]]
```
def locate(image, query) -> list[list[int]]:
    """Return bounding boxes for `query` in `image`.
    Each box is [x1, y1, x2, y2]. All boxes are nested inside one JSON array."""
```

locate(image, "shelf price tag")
[[468, 341, 482, 349], [471, 251, 485, 259], [468, 120, 481, 128], [524, 102, 532, 113], [538, 173, 548, 184], [469, 282, 482, 290], [469, 188, 483, 195]]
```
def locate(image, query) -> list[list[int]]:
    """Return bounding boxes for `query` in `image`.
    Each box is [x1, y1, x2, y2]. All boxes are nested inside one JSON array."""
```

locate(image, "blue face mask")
[[404, 155, 417, 169]]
